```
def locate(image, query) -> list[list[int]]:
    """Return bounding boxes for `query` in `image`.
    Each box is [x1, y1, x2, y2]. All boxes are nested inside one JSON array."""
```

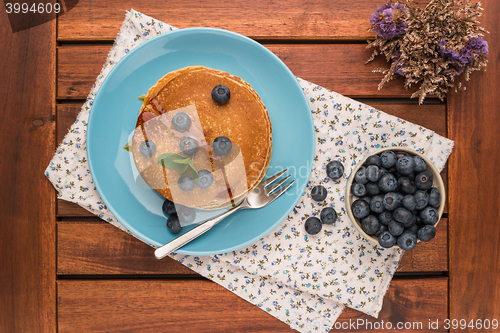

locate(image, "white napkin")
[[45, 9, 454, 333]]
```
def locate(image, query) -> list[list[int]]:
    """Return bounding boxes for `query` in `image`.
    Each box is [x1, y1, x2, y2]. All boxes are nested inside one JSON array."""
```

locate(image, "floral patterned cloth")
[[45, 9, 454, 333]]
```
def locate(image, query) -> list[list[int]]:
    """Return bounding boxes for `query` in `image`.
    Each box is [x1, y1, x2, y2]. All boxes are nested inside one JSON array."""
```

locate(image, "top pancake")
[[131, 66, 272, 209]]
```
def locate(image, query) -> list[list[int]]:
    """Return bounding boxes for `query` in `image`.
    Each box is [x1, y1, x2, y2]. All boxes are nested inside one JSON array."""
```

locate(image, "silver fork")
[[154, 169, 295, 259]]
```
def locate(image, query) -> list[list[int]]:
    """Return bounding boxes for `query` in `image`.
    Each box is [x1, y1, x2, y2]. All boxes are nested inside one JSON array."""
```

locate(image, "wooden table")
[[1, 1, 499, 332]]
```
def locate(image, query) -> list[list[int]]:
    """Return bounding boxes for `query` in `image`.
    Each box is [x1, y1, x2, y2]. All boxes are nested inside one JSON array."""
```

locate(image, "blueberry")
[[162, 199, 177, 216], [139, 140, 156, 157], [370, 195, 385, 213], [213, 136, 232, 155], [351, 198, 370, 219], [378, 231, 397, 248], [378, 173, 398, 193], [406, 224, 418, 235], [197, 169, 214, 188], [402, 194, 417, 211], [397, 231, 418, 250], [362, 196, 372, 205], [415, 170, 434, 191], [305, 217, 322, 235], [366, 165, 381, 182], [398, 177, 417, 194], [383, 192, 401, 211], [177, 206, 196, 224], [393, 207, 412, 225], [326, 160, 344, 181], [212, 84, 231, 104], [388, 220, 404, 236], [414, 190, 429, 210], [320, 207, 337, 225], [378, 211, 393, 225], [396, 155, 415, 175], [172, 112, 191, 132], [351, 182, 366, 197], [311, 185, 327, 202], [395, 151, 410, 159], [378, 167, 389, 177], [417, 225, 437, 242], [178, 175, 195, 191], [413, 156, 427, 173], [375, 224, 388, 237], [166, 214, 182, 234], [180, 137, 198, 156], [365, 155, 382, 167], [361, 215, 380, 235], [365, 182, 381, 196], [354, 166, 368, 185], [428, 187, 441, 208], [380, 151, 397, 169], [420, 206, 439, 225]]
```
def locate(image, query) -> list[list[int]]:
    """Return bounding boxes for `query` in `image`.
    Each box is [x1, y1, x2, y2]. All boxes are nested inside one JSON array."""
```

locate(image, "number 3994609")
[[5, 3, 61, 14]]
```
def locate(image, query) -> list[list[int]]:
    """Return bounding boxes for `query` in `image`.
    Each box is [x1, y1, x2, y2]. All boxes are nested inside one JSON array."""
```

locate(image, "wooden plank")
[[0, 10, 56, 333], [57, 44, 424, 100], [448, 0, 500, 324], [58, 277, 447, 332], [57, 0, 386, 42], [57, 220, 447, 275]]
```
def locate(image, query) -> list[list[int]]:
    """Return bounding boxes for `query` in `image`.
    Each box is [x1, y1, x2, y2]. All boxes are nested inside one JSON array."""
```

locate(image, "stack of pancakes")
[[131, 66, 272, 209]]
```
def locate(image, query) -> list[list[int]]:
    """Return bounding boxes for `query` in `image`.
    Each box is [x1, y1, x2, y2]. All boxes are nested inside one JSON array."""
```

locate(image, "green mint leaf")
[[123, 139, 132, 152], [172, 159, 191, 165], [189, 165, 200, 184], [158, 153, 187, 169], [138, 94, 146, 101], [179, 164, 189, 174]]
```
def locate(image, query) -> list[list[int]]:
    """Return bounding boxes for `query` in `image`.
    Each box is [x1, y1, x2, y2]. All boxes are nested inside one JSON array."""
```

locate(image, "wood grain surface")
[[57, 277, 448, 332], [0, 10, 56, 333], [448, 0, 500, 325], [56, 44, 423, 100]]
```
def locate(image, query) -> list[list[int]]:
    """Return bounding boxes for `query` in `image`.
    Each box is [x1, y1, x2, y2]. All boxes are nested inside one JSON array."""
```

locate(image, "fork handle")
[[154, 203, 244, 259]]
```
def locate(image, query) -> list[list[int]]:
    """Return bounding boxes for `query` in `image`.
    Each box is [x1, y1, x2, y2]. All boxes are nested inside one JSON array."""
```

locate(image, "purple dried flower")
[[439, 37, 489, 68], [370, 2, 408, 39]]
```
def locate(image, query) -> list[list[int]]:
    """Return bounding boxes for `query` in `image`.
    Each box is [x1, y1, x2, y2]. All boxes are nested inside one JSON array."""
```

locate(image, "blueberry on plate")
[[351, 198, 370, 219], [167, 214, 182, 234], [370, 195, 385, 213], [213, 136, 232, 155], [361, 215, 380, 235], [415, 169, 434, 191], [197, 169, 214, 188], [180, 137, 198, 156], [393, 207, 412, 225], [378, 173, 398, 193], [380, 150, 397, 169], [378, 211, 393, 225], [162, 199, 177, 216], [402, 194, 417, 211], [397, 231, 418, 250], [428, 187, 441, 208], [305, 217, 322, 235], [365, 182, 381, 196], [383, 192, 401, 211], [139, 140, 156, 157], [177, 206, 196, 224], [417, 225, 437, 242], [320, 207, 337, 225], [212, 85, 231, 104], [354, 166, 368, 185], [414, 190, 429, 210], [351, 182, 366, 197], [378, 230, 397, 248], [366, 165, 381, 182], [420, 206, 439, 225], [413, 155, 427, 173], [178, 175, 195, 191], [311, 185, 328, 202], [365, 155, 382, 167], [398, 176, 417, 194], [396, 155, 415, 175], [172, 112, 191, 132], [388, 219, 404, 236], [326, 160, 344, 181]]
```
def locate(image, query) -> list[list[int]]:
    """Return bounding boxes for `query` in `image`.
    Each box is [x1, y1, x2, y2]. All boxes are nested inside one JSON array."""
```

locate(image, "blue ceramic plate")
[[87, 28, 314, 255]]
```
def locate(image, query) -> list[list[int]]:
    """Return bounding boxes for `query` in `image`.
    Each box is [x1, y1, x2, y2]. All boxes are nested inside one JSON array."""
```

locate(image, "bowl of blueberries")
[[346, 147, 445, 251]]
